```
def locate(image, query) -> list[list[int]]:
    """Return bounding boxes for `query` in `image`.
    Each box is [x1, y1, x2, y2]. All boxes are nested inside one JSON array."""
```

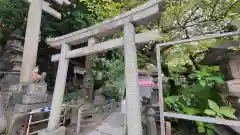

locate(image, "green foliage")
[[232, 18, 240, 29], [204, 109, 216, 116], [93, 49, 125, 100], [208, 100, 220, 112], [0, 0, 239, 133], [197, 126, 205, 133], [164, 64, 231, 135], [189, 66, 224, 87], [219, 106, 237, 119], [183, 107, 201, 115], [79, 0, 123, 23], [160, 0, 239, 36], [204, 100, 237, 119], [206, 128, 215, 135], [196, 121, 216, 135], [165, 93, 197, 113], [0, 0, 28, 30], [164, 64, 225, 112], [0, 0, 28, 46]]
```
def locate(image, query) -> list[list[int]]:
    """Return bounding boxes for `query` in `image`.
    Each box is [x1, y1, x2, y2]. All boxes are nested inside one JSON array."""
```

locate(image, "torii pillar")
[[20, 0, 62, 83], [20, 0, 43, 83], [124, 23, 143, 135]]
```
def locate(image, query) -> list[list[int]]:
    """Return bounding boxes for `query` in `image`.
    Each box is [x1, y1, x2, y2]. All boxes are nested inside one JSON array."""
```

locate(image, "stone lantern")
[[0, 29, 24, 92], [200, 40, 240, 96], [0, 29, 52, 134], [0, 29, 24, 134]]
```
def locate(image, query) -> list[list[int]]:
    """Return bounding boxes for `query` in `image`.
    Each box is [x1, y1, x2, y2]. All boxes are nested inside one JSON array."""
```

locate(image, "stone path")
[[87, 112, 126, 135]]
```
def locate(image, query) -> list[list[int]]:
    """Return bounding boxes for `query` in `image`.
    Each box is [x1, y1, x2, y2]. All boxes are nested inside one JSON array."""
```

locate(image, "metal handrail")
[[26, 107, 68, 135], [156, 31, 240, 135], [156, 31, 240, 47]]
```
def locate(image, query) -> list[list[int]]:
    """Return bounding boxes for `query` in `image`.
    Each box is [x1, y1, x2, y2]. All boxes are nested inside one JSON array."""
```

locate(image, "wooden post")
[[77, 108, 82, 134], [124, 23, 143, 135], [20, 0, 43, 83], [166, 121, 172, 135], [47, 44, 70, 131]]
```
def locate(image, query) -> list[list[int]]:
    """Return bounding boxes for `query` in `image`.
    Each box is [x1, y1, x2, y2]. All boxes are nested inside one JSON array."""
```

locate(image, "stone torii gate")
[[32, 0, 240, 135], [40, 0, 165, 135], [20, 0, 70, 83]]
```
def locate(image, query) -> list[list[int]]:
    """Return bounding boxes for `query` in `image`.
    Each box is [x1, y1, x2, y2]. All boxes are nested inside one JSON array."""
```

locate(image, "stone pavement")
[[87, 112, 126, 135]]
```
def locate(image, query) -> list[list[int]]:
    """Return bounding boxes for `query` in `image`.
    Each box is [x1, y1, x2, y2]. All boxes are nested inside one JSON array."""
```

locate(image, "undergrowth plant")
[[194, 100, 237, 135], [164, 65, 237, 135], [204, 100, 237, 119], [196, 121, 215, 135]]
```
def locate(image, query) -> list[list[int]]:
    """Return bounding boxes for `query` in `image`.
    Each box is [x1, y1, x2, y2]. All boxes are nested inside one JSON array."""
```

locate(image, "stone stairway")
[[66, 104, 102, 135], [86, 111, 125, 135]]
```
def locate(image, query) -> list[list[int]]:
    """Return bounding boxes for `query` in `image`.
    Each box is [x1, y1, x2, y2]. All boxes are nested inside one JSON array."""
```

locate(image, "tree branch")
[[183, 7, 199, 26], [211, 0, 219, 17], [223, 0, 240, 18], [183, 28, 190, 39], [162, 18, 219, 32], [189, 54, 200, 70]]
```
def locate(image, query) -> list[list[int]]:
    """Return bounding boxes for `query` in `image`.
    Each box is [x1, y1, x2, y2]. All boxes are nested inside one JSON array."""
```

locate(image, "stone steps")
[[82, 110, 98, 116], [66, 124, 77, 135], [81, 118, 100, 124], [80, 122, 99, 128], [66, 103, 103, 135], [80, 107, 102, 132], [22, 94, 48, 104]]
